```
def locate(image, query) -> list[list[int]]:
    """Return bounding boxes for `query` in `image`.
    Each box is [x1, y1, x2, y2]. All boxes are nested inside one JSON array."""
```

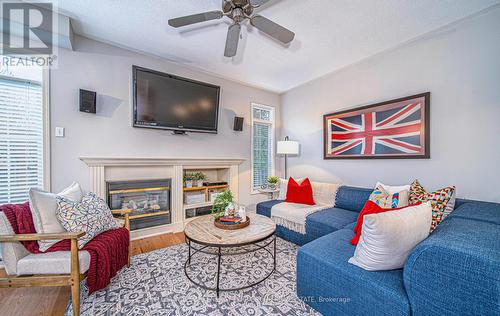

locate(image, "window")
[[251, 103, 275, 192], [0, 61, 48, 204]]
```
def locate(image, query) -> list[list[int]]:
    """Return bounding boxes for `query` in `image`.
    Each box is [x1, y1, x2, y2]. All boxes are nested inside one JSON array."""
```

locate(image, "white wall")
[[50, 36, 281, 208], [280, 7, 500, 202]]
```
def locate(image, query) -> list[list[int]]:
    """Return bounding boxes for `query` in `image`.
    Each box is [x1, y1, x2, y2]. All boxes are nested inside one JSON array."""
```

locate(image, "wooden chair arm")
[[111, 209, 132, 216], [0, 231, 85, 242], [111, 210, 131, 232]]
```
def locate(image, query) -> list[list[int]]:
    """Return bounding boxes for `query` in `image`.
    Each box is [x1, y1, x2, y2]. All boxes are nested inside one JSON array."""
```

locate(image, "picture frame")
[[323, 92, 430, 159]]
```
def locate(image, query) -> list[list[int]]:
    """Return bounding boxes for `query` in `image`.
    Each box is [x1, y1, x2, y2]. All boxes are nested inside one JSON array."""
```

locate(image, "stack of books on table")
[[218, 216, 242, 225]]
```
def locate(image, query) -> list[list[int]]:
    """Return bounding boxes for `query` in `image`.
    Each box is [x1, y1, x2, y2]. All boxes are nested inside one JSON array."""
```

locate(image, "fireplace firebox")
[[107, 179, 171, 230]]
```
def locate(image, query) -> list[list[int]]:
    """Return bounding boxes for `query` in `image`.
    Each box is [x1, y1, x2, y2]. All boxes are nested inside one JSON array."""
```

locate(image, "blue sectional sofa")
[[256, 186, 500, 316]]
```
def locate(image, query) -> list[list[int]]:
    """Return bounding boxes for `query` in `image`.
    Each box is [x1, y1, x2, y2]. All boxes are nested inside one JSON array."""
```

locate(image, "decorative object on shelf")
[[211, 190, 233, 220], [193, 172, 207, 187], [238, 205, 247, 220], [184, 173, 194, 188], [323, 92, 430, 159], [277, 136, 300, 179], [266, 176, 279, 190]]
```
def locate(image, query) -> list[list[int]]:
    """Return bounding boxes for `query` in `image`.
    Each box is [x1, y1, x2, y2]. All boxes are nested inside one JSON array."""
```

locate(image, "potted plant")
[[267, 176, 279, 190], [193, 172, 206, 187], [211, 190, 233, 221], [184, 173, 194, 188]]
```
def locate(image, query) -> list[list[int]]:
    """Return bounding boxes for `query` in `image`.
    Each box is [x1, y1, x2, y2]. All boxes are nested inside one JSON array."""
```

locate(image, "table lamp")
[[277, 136, 299, 179]]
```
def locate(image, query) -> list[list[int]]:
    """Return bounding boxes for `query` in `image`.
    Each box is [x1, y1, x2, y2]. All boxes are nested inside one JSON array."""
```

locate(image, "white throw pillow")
[[29, 182, 83, 251], [348, 202, 432, 271], [375, 182, 411, 194], [311, 181, 340, 206]]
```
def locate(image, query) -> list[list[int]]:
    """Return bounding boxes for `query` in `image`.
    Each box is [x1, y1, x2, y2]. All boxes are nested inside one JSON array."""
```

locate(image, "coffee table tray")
[[214, 216, 250, 230]]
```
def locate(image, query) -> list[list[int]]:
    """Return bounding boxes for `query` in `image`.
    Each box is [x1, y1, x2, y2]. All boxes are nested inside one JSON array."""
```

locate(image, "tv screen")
[[133, 66, 220, 133]]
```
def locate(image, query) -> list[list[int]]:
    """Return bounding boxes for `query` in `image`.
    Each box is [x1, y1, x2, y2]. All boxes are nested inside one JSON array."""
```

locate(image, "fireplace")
[[107, 179, 171, 230]]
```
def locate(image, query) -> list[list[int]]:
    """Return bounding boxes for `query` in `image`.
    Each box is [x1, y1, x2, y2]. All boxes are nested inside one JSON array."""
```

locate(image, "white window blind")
[[0, 77, 44, 204], [252, 104, 274, 191]]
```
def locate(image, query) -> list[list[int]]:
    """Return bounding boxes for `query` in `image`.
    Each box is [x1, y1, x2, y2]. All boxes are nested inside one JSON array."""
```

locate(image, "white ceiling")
[[53, 0, 499, 93]]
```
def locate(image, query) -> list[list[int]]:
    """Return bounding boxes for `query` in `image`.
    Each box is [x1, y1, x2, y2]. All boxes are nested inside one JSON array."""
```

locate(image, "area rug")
[[65, 237, 320, 315]]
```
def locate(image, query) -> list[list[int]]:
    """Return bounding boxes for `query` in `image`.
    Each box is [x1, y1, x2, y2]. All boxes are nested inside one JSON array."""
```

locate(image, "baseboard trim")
[[130, 222, 184, 241]]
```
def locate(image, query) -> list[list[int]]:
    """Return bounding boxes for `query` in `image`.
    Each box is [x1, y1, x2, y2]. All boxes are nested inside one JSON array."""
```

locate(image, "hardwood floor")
[[0, 232, 185, 316]]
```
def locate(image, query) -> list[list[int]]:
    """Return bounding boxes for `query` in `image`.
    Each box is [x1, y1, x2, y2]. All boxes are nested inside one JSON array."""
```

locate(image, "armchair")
[[0, 210, 131, 316]]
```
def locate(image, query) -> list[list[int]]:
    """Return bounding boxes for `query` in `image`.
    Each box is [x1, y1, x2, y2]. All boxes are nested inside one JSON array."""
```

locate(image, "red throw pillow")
[[285, 177, 315, 205], [350, 200, 421, 245]]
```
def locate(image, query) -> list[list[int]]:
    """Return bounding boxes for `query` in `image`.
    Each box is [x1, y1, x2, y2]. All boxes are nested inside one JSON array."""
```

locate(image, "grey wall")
[[50, 36, 281, 208], [280, 7, 500, 202]]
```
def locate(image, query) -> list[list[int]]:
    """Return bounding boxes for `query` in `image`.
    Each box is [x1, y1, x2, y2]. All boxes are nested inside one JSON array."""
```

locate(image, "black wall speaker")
[[79, 89, 97, 113], [233, 116, 244, 131]]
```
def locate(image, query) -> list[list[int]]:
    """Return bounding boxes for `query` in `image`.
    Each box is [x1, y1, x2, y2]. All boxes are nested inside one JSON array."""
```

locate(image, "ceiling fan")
[[168, 0, 295, 57]]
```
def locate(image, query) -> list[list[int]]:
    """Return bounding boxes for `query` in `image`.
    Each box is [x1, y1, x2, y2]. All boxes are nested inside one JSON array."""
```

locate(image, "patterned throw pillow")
[[369, 185, 409, 209], [56, 192, 119, 248], [409, 180, 456, 232]]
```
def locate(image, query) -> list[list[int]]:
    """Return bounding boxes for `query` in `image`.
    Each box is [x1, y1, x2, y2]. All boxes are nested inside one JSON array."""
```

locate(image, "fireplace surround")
[[107, 179, 171, 230], [80, 157, 244, 239]]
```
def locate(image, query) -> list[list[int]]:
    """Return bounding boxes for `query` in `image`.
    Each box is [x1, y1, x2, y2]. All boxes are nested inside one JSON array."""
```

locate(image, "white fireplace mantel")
[[80, 157, 245, 239], [80, 157, 246, 167]]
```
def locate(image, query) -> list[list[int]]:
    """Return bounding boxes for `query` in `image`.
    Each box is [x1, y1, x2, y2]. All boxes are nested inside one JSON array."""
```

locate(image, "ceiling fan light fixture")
[[168, 0, 295, 58]]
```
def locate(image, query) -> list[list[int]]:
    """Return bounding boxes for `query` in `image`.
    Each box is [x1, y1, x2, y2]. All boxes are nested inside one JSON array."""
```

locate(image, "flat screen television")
[[133, 66, 220, 133]]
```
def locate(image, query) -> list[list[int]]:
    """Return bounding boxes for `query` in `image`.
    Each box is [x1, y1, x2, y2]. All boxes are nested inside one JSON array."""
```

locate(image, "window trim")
[[0, 64, 51, 197], [43, 68, 51, 191], [250, 103, 275, 194]]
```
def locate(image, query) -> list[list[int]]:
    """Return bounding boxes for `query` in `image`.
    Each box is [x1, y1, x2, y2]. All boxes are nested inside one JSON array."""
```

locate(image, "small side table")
[[258, 188, 280, 200]]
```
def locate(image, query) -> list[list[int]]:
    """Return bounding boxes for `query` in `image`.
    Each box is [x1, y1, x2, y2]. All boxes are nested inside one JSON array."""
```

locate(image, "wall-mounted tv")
[[133, 66, 220, 134]]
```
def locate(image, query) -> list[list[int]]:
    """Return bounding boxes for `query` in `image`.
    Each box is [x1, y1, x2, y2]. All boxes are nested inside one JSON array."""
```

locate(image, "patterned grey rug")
[[65, 237, 320, 315]]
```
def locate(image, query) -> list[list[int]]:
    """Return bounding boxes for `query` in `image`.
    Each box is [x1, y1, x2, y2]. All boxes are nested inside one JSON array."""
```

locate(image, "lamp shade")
[[277, 140, 299, 155]]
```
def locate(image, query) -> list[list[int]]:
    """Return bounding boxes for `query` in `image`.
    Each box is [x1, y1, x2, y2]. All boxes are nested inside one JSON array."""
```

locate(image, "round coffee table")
[[184, 213, 276, 297]]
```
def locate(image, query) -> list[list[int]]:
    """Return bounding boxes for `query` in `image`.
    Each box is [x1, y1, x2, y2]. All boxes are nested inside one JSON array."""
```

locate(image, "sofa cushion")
[[257, 201, 358, 245], [404, 215, 500, 316], [448, 200, 500, 225], [297, 229, 411, 316], [17, 250, 91, 275], [335, 186, 372, 213], [306, 207, 358, 238], [256, 199, 283, 218]]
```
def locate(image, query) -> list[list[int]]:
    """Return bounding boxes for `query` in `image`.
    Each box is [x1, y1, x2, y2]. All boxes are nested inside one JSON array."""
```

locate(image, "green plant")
[[193, 172, 206, 181], [268, 176, 279, 185], [183, 173, 194, 182], [211, 190, 233, 220]]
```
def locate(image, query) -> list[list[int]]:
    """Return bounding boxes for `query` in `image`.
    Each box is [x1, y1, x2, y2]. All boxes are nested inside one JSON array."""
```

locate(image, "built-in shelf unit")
[[183, 167, 231, 219]]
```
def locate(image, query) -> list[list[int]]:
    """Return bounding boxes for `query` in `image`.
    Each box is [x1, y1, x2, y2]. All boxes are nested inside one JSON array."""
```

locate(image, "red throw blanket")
[[1, 202, 129, 294]]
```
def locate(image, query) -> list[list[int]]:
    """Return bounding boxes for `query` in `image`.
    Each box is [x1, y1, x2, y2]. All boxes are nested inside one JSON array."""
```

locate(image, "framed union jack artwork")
[[323, 92, 430, 159]]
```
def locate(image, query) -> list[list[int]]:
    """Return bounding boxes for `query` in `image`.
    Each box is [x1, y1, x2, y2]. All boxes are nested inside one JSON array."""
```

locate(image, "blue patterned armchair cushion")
[[335, 186, 372, 213], [56, 192, 119, 248]]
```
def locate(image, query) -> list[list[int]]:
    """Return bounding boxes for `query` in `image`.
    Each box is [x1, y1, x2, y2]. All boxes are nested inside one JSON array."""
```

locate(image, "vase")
[[185, 180, 193, 188], [196, 180, 204, 187], [267, 183, 277, 190]]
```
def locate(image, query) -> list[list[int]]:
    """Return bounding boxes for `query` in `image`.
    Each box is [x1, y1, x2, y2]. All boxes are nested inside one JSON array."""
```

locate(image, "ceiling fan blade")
[[224, 23, 241, 57], [168, 10, 223, 28], [250, 15, 295, 44], [250, 0, 272, 7]]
